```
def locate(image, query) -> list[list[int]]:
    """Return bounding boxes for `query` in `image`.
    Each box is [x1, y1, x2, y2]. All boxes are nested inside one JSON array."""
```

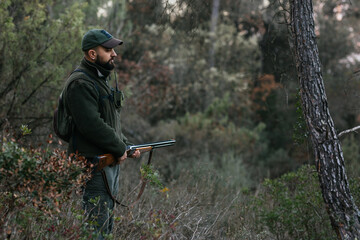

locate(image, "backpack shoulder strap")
[[72, 69, 116, 105], [64, 69, 102, 152], [71, 69, 100, 94]]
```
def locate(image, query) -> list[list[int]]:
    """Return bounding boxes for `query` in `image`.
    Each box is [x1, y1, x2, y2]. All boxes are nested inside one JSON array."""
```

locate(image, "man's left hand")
[[129, 150, 141, 158]]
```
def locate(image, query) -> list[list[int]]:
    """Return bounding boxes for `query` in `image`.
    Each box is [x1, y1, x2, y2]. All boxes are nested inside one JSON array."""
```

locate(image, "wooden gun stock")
[[97, 154, 116, 171], [96, 140, 175, 171]]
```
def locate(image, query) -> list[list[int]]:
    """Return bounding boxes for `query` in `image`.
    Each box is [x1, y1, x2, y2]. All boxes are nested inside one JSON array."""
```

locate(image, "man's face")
[[94, 46, 117, 70]]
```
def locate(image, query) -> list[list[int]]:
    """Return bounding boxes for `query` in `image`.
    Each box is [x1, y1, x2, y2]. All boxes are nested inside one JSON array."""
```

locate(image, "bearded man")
[[61, 29, 140, 238]]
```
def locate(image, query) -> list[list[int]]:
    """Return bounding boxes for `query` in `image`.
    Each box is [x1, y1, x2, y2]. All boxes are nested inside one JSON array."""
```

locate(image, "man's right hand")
[[117, 151, 127, 164]]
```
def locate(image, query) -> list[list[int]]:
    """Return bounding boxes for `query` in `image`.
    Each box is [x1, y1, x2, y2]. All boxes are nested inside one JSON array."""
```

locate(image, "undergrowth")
[[2, 134, 357, 239]]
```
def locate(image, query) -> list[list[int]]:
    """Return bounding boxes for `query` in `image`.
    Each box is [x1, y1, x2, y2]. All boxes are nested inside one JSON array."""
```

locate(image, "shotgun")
[[96, 139, 176, 170]]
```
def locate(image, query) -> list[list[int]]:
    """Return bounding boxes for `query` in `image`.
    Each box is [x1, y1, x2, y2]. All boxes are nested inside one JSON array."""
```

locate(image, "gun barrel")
[[128, 139, 176, 151], [96, 140, 175, 170]]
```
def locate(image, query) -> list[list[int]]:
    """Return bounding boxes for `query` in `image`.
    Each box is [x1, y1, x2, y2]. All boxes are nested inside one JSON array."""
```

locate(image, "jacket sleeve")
[[121, 132, 134, 146], [66, 79, 127, 158]]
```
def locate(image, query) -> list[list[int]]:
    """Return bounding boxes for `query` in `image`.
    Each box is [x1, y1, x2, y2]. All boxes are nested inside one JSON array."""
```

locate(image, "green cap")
[[81, 29, 123, 51]]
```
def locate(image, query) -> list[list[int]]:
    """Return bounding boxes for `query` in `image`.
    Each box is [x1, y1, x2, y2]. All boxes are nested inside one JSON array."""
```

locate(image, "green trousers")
[[83, 171, 115, 239]]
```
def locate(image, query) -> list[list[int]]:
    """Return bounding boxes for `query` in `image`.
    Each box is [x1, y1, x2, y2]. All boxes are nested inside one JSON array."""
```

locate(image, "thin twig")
[[21, 49, 75, 105], [338, 125, 360, 138], [204, 193, 239, 235], [191, 217, 203, 240]]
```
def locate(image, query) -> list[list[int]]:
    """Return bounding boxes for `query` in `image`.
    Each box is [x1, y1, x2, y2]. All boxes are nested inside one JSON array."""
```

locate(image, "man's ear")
[[88, 49, 97, 60]]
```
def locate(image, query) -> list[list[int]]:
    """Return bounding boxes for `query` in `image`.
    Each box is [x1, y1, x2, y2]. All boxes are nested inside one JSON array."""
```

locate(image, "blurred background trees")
[[1, 0, 360, 195], [1, 0, 360, 238], [0, 0, 85, 141]]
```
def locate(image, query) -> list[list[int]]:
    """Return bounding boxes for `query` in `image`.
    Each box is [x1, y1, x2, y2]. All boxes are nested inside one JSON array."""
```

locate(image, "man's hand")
[[117, 151, 127, 164], [116, 149, 140, 165], [129, 150, 141, 158]]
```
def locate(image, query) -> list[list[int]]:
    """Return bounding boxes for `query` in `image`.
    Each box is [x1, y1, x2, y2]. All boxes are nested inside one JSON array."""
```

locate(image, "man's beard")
[[95, 57, 115, 70]]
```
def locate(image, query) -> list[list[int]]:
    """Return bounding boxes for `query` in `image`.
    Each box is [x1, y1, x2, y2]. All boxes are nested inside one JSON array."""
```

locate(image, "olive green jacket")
[[64, 58, 130, 158], [63, 58, 131, 196]]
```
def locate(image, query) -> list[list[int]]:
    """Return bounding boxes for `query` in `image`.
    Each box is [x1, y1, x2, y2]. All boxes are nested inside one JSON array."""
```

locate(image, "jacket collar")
[[81, 58, 112, 78]]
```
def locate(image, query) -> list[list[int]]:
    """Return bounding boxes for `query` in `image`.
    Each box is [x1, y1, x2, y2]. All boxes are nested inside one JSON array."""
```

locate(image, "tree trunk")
[[289, 0, 360, 239], [208, 0, 220, 68]]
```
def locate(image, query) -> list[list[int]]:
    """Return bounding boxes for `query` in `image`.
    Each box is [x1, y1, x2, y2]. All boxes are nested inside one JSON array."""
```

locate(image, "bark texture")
[[289, 0, 360, 239]]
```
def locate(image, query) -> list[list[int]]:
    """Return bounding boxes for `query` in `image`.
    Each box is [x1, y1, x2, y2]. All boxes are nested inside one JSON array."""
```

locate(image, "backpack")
[[53, 91, 72, 142], [53, 69, 100, 142]]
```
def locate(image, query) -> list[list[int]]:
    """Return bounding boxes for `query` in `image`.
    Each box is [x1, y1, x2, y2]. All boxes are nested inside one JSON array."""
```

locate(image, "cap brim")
[[101, 38, 123, 48]]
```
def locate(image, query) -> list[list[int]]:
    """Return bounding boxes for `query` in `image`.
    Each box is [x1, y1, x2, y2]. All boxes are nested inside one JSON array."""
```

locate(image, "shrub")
[[114, 152, 258, 239], [0, 136, 92, 239], [253, 164, 336, 240]]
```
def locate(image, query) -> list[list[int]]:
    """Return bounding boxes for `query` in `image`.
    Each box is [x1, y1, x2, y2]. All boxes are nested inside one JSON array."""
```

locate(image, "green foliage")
[[20, 124, 32, 136], [0, 0, 359, 238], [116, 150, 257, 239], [317, 17, 354, 70], [0, 137, 89, 208], [140, 164, 164, 190], [0, 0, 85, 134], [164, 100, 292, 180], [214, 23, 261, 74], [341, 134, 360, 178], [120, 21, 260, 121], [0, 137, 92, 238], [253, 165, 336, 240]]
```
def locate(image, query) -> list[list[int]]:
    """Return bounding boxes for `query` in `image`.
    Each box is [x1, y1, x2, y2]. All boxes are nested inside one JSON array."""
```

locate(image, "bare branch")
[[21, 49, 75, 106], [0, 65, 31, 99], [338, 125, 360, 138]]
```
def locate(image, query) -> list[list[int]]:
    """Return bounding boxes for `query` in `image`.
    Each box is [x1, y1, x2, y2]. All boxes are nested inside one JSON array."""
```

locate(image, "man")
[[62, 29, 140, 237]]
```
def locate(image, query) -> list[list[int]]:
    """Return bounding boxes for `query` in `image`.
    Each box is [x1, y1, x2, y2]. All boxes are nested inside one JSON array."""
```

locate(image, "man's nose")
[[111, 49, 117, 57]]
